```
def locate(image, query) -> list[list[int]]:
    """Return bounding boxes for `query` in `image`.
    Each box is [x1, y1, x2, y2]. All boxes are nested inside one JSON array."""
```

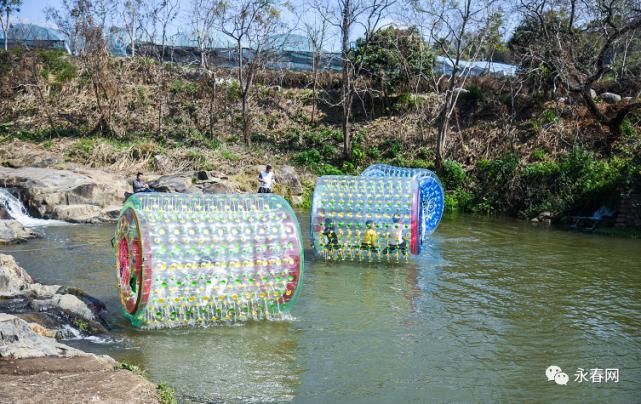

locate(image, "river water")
[[1, 213, 640, 403]]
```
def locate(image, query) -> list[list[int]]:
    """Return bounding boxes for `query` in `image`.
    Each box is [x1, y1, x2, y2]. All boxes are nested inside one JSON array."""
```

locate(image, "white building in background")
[[434, 56, 516, 77]]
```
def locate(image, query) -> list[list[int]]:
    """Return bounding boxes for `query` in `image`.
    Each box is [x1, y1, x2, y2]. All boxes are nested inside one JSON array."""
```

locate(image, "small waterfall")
[[0, 188, 66, 227]]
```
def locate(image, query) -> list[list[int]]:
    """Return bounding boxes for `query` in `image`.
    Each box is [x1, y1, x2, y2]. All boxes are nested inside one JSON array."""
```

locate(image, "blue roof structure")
[[0, 23, 70, 53]]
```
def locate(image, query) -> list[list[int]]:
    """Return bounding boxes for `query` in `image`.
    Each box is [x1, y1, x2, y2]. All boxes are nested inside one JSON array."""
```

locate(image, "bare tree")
[[513, 0, 641, 137], [46, 0, 93, 55], [299, 1, 331, 127], [313, 0, 395, 159], [0, 0, 21, 51], [215, 0, 286, 146], [411, 0, 499, 169], [46, 0, 115, 134], [151, 0, 179, 61], [118, 0, 145, 57], [191, 0, 217, 68], [92, 0, 116, 33]]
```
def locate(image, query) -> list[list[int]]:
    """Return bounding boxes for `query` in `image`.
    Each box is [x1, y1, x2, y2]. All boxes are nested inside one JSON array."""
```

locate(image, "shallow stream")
[[2, 213, 640, 402]]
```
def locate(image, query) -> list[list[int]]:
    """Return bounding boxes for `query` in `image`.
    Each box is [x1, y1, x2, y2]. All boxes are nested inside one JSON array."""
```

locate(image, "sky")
[[13, 0, 520, 52], [13, 0, 416, 51], [14, 0, 344, 49]]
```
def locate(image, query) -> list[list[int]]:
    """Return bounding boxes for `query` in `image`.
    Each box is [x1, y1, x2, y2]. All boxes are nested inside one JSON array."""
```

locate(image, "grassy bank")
[[1, 50, 640, 223]]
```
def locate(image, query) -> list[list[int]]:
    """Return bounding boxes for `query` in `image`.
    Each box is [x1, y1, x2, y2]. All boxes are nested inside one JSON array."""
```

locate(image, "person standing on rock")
[[133, 172, 152, 193], [258, 165, 274, 193]]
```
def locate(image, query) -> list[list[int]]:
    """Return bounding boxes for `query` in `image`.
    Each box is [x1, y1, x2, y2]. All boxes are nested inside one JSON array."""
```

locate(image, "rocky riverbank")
[[0, 253, 162, 403], [0, 139, 307, 243]]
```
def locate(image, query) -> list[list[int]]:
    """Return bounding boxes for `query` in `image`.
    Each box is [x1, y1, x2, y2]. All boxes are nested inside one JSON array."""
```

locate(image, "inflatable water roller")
[[114, 193, 303, 328], [361, 164, 445, 240], [310, 165, 444, 262]]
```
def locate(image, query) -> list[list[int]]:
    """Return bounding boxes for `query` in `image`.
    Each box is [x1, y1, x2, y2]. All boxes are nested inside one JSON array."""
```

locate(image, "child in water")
[[322, 218, 339, 250], [361, 220, 378, 251], [385, 214, 407, 254]]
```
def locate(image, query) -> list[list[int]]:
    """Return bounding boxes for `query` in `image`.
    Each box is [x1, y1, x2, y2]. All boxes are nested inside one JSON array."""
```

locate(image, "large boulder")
[[0, 254, 33, 296], [277, 165, 303, 195], [0, 254, 108, 335], [196, 170, 228, 181], [600, 92, 622, 104], [0, 220, 40, 244], [51, 204, 104, 223], [148, 173, 194, 193], [201, 182, 234, 194], [30, 294, 95, 323], [0, 167, 128, 223], [0, 313, 85, 359]]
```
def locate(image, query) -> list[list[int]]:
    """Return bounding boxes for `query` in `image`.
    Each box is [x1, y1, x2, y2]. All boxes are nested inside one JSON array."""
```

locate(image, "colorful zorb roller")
[[361, 164, 444, 240], [310, 176, 420, 262], [114, 193, 303, 329]]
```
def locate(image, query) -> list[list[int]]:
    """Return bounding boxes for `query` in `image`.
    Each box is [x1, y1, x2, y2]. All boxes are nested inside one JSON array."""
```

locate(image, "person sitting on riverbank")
[[133, 172, 153, 193], [361, 220, 378, 252], [258, 165, 274, 193]]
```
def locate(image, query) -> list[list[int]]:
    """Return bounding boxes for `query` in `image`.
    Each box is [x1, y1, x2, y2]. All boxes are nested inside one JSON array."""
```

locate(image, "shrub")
[[461, 84, 484, 103], [530, 148, 546, 161], [293, 149, 322, 166], [440, 159, 467, 190], [169, 79, 196, 96]]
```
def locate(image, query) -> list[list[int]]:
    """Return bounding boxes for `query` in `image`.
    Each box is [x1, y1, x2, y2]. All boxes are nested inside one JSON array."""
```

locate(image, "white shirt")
[[259, 171, 274, 189]]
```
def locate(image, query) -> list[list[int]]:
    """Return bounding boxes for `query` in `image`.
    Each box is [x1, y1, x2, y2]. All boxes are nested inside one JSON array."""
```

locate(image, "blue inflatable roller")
[[361, 164, 445, 241]]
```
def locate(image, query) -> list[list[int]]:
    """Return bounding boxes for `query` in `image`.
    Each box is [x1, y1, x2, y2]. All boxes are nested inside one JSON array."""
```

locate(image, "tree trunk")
[[435, 94, 453, 170], [3, 10, 9, 51], [341, 0, 351, 160], [201, 49, 207, 69], [242, 93, 252, 146], [311, 53, 319, 126]]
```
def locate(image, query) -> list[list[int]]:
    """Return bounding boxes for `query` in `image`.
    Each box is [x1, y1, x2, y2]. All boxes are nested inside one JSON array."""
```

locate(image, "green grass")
[[119, 361, 146, 376], [157, 383, 177, 404]]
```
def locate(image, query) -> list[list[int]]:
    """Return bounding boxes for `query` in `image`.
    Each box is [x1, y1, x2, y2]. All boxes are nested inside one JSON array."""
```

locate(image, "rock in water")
[[51, 204, 104, 223], [0, 220, 40, 245], [0, 254, 33, 295], [0, 254, 108, 335], [0, 313, 85, 359]]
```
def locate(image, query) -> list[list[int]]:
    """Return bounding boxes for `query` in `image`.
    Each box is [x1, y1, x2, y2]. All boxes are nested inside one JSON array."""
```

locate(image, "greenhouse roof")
[[0, 23, 66, 41]]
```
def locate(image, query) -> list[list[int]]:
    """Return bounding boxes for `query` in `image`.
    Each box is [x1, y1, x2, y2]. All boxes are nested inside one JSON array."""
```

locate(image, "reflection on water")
[[2, 213, 640, 402]]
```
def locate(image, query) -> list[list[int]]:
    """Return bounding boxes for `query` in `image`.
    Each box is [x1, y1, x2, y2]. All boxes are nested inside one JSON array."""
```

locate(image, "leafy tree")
[[353, 26, 433, 95]]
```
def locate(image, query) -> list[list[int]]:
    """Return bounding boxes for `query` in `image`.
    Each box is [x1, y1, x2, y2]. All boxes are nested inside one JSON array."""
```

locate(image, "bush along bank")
[[438, 147, 641, 224], [283, 126, 640, 227]]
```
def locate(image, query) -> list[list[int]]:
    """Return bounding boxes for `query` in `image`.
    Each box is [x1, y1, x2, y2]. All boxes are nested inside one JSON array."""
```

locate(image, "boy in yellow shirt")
[[361, 220, 378, 252]]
